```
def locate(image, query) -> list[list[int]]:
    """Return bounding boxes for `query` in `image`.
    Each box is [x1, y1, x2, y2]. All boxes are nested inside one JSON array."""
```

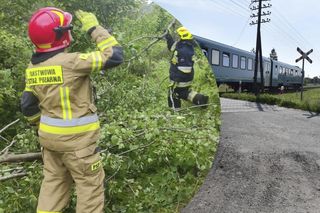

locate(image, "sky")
[[152, 0, 320, 78]]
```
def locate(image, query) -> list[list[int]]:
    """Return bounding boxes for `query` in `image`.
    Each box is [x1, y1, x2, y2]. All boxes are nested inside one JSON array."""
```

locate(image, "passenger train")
[[195, 36, 303, 91]]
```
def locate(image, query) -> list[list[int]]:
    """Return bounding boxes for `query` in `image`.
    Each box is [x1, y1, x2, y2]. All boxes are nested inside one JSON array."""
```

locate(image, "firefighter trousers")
[[37, 144, 105, 213]]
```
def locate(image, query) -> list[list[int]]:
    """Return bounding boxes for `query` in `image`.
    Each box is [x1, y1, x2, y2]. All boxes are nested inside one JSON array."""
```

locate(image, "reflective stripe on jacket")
[[21, 26, 123, 152]]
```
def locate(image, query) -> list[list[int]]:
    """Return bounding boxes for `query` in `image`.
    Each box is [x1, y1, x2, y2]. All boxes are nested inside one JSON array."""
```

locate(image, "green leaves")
[[0, 1, 220, 212], [93, 41, 219, 211]]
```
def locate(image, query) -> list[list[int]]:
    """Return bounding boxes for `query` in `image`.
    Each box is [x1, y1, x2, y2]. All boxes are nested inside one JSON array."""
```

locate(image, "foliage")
[[0, 2, 220, 213], [0, 70, 16, 113], [87, 50, 219, 212]]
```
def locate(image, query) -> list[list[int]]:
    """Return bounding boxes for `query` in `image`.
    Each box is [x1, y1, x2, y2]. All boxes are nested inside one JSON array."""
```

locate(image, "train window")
[[222, 52, 230, 67], [280, 66, 283, 74], [240, 56, 246, 69], [248, 58, 253, 70], [232, 54, 239, 68], [291, 69, 293, 75], [211, 49, 220, 65]]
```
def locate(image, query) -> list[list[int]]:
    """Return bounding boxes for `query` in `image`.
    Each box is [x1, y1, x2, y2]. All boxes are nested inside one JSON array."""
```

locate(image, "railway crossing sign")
[[296, 48, 313, 64], [295, 47, 313, 101]]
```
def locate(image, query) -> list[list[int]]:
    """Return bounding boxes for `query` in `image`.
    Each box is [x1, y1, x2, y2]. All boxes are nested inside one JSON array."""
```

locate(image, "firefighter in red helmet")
[[21, 7, 123, 213], [28, 7, 74, 53]]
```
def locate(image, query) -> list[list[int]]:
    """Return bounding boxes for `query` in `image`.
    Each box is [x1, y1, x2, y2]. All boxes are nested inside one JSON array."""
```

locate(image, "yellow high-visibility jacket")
[[21, 26, 123, 152]]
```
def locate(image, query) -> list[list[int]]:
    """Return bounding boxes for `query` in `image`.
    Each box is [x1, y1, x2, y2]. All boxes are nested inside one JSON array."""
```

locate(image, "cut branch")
[[0, 135, 10, 143], [1, 167, 24, 173], [0, 152, 42, 163], [118, 140, 156, 156], [175, 103, 215, 112], [0, 140, 16, 155], [0, 136, 154, 163], [125, 36, 158, 46], [0, 172, 28, 181], [105, 165, 121, 182], [0, 119, 20, 135], [125, 19, 176, 64]]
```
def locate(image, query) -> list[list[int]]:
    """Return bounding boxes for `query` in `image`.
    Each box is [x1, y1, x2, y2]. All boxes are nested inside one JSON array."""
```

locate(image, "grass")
[[220, 88, 320, 113]]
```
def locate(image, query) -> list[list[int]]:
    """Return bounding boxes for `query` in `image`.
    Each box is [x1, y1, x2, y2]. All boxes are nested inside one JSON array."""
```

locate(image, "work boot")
[[192, 94, 209, 108]]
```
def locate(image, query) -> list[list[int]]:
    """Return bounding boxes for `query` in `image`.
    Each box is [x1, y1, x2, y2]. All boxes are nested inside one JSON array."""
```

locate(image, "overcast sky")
[[153, 0, 320, 78]]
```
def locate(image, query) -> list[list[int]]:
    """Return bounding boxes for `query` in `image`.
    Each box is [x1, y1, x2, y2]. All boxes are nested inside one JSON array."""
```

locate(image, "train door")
[[264, 61, 271, 87], [273, 63, 279, 87]]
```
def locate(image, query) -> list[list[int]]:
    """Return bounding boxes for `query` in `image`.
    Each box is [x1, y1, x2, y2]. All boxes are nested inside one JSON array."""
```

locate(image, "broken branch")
[[0, 135, 10, 143], [0, 119, 20, 135], [125, 19, 176, 64], [118, 140, 156, 156], [0, 172, 28, 181], [0, 140, 16, 155], [0, 152, 42, 163]]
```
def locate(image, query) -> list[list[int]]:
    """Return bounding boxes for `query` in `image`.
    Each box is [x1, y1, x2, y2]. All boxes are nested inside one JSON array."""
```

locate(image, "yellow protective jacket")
[[21, 26, 123, 152]]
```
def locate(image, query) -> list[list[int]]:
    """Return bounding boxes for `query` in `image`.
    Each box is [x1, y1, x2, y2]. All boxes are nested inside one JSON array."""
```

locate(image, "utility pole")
[[250, 0, 271, 95]]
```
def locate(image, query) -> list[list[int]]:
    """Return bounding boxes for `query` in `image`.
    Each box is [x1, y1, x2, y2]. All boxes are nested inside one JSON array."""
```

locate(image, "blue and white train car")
[[195, 36, 302, 91]]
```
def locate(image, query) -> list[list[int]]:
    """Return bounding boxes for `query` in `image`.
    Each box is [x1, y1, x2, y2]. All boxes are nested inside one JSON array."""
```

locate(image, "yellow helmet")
[[176, 27, 193, 40]]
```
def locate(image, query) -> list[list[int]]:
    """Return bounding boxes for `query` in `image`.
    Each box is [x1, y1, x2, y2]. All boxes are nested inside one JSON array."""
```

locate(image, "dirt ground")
[[182, 98, 320, 213]]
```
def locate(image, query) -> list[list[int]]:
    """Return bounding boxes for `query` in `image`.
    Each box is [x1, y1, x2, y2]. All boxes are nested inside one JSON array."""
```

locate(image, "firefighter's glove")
[[75, 10, 99, 33]]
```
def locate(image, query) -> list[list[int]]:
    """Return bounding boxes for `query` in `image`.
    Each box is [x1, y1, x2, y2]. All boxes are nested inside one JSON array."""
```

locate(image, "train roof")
[[194, 35, 256, 57]]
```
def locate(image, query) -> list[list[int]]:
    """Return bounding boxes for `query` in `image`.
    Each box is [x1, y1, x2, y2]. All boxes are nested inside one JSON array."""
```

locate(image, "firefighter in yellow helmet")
[[21, 7, 123, 213], [165, 26, 208, 109]]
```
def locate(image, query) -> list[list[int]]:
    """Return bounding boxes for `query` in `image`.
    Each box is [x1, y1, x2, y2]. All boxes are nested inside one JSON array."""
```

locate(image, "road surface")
[[182, 98, 320, 213]]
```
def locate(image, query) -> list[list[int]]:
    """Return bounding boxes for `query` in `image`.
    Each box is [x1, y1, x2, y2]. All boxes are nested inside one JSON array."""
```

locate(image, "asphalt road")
[[182, 98, 320, 213]]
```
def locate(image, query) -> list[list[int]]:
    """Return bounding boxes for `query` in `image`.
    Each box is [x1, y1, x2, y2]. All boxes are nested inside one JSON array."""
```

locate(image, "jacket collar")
[[31, 48, 65, 65]]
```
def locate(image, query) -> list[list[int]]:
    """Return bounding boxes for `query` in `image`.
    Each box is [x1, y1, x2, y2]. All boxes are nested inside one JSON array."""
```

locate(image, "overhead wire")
[[237, 0, 318, 73], [236, 1, 311, 53], [272, 5, 320, 59], [209, 0, 249, 19], [229, 0, 252, 13], [232, 17, 251, 46], [205, 0, 318, 61], [208, 0, 253, 47], [273, 6, 312, 47]]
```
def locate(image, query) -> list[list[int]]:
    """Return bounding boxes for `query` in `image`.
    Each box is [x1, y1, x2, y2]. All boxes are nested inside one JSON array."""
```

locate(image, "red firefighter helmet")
[[28, 7, 73, 52]]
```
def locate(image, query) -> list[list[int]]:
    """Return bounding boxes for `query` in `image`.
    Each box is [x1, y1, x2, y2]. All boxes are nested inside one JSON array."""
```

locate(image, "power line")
[[273, 6, 311, 47], [229, 0, 251, 13], [233, 17, 251, 46], [209, 0, 249, 18], [271, 5, 320, 59], [207, 0, 320, 61]]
